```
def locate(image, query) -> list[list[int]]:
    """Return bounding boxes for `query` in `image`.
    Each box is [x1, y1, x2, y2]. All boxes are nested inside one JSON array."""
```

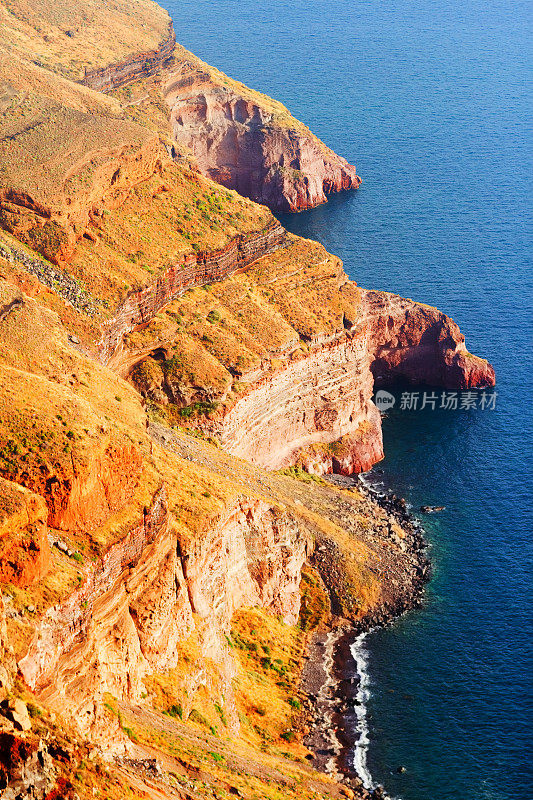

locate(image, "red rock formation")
[[298, 412, 385, 477], [197, 291, 494, 475], [80, 22, 176, 92], [0, 735, 45, 798], [0, 595, 16, 699], [362, 290, 496, 389], [164, 62, 361, 212]]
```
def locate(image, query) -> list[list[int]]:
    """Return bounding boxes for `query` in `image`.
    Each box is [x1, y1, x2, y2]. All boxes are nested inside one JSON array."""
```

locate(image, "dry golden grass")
[[0, 48, 122, 116], [0, 246, 102, 344], [250, 236, 362, 339], [0, 98, 153, 207], [68, 162, 272, 310], [0, 0, 170, 81], [230, 608, 309, 757]]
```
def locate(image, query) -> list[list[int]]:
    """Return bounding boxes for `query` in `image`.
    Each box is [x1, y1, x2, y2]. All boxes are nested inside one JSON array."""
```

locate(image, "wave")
[[350, 632, 405, 800], [349, 631, 375, 790]]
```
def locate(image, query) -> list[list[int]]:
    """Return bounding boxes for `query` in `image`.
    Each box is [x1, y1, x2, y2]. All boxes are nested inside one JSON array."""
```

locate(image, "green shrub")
[[207, 309, 222, 324], [281, 730, 296, 743], [167, 703, 183, 719], [189, 708, 209, 727], [214, 702, 227, 726]]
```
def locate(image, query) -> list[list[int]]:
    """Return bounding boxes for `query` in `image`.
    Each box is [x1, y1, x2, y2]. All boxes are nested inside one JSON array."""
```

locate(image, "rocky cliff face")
[[0, 595, 16, 700], [80, 21, 176, 92], [99, 219, 286, 365], [198, 290, 494, 474], [361, 289, 496, 388], [18, 486, 309, 743], [164, 59, 361, 212], [202, 329, 382, 472]]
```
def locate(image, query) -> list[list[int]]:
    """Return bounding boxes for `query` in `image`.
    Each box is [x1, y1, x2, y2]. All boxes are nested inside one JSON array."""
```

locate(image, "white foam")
[[350, 631, 375, 790]]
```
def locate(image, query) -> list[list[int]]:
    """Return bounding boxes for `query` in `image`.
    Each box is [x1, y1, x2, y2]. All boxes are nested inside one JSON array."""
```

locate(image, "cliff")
[[19, 484, 308, 743], [195, 286, 495, 473], [125, 238, 494, 476], [361, 289, 496, 389], [0, 269, 390, 797], [164, 50, 361, 212], [81, 22, 176, 92], [0, 2, 497, 797], [98, 218, 287, 365]]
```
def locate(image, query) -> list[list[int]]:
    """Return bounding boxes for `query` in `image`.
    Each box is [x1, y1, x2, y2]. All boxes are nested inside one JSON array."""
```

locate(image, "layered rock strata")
[[99, 219, 287, 364], [80, 21, 176, 92], [203, 329, 382, 472], [164, 59, 361, 212], [18, 486, 309, 741], [0, 595, 16, 699], [200, 292, 495, 473]]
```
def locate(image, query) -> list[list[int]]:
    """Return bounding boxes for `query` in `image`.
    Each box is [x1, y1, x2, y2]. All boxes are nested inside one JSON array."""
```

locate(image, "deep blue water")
[[163, 1, 532, 797]]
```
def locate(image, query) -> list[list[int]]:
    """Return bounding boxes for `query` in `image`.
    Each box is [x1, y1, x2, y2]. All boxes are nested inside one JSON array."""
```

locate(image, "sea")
[[163, 1, 533, 797]]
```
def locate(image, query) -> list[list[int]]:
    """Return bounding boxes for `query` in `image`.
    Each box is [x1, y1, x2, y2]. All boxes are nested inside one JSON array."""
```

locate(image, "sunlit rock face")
[[164, 62, 360, 213]]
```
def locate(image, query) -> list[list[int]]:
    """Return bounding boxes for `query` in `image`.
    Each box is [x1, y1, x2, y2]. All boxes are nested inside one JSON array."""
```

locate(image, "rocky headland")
[[163, 51, 361, 212], [0, 2, 495, 799]]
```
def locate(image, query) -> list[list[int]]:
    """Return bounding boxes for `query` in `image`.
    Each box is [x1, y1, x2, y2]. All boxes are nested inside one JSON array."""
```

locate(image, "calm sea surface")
[[163, 1, 533, 797]]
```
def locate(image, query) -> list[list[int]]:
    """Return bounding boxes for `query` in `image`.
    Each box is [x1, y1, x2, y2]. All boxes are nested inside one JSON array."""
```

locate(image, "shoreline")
[[301, 476, 431, 799]]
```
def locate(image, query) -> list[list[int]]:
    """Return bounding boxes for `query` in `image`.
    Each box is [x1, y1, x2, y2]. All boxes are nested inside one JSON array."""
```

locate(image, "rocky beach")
[[300, 478, 430, 798]]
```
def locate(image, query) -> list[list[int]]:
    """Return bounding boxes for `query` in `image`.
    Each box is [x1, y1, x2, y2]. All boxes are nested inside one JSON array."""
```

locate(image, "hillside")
[[0, 1, 495, 798]]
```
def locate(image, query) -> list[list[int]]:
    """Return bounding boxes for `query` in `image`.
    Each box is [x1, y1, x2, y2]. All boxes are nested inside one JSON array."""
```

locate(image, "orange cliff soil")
[[0, 479, 50, 588]]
